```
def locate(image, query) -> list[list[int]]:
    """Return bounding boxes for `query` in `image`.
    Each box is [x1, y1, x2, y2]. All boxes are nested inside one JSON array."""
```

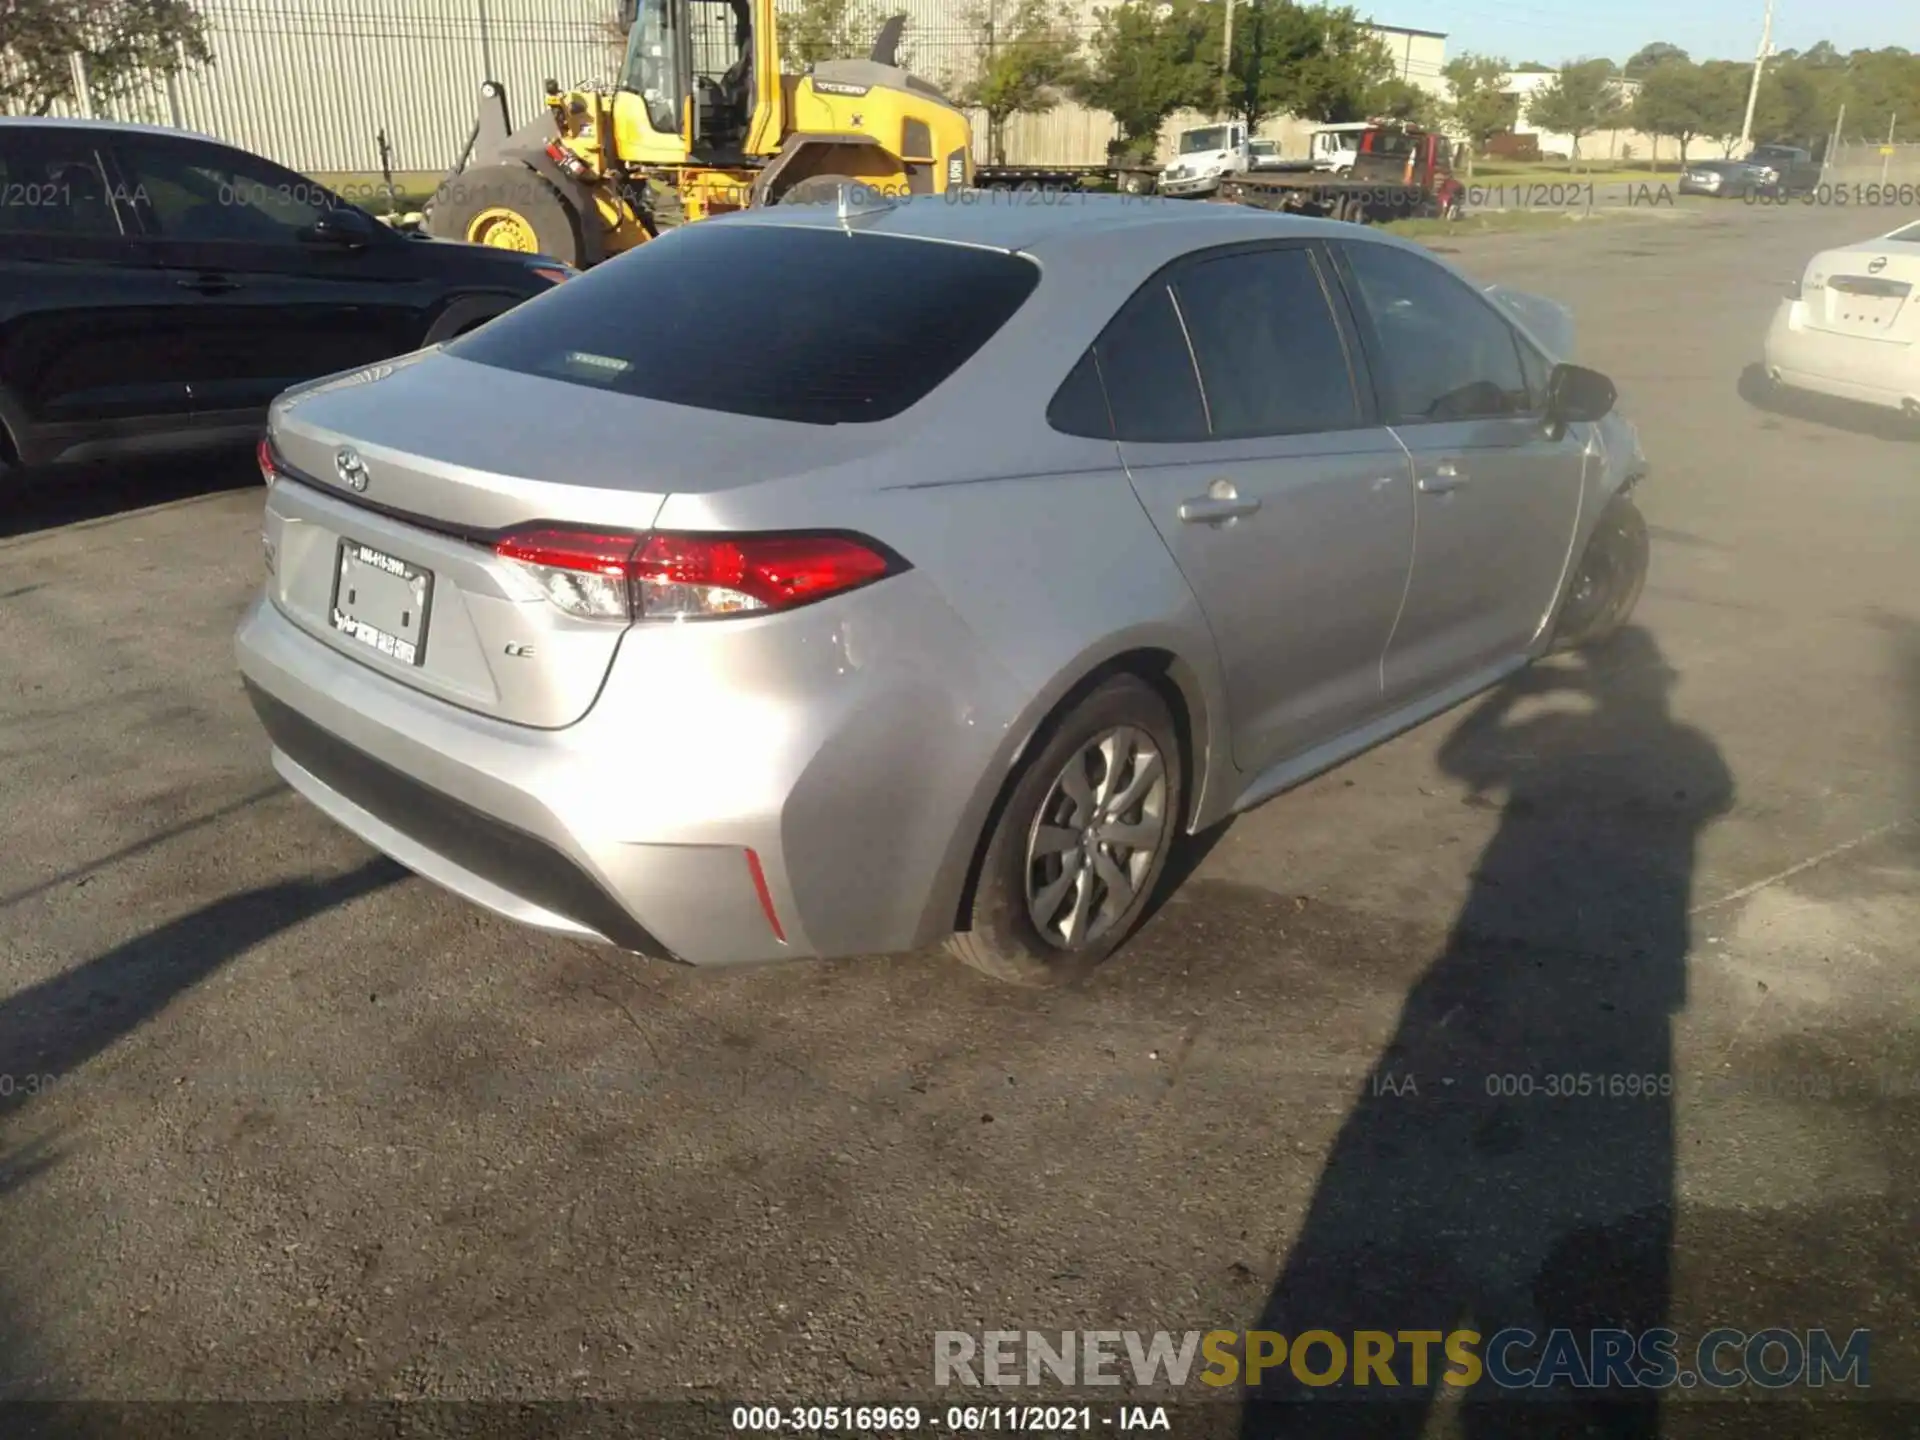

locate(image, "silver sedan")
[[236, 189, 1650, 984]]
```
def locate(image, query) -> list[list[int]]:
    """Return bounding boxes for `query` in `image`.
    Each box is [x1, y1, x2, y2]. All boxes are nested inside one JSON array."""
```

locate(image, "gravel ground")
[[0, 199, 1916, 1435]]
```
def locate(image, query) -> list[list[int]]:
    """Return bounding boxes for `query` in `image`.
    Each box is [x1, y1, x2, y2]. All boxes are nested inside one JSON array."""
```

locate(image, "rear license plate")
[[331, 539, 433, 666]]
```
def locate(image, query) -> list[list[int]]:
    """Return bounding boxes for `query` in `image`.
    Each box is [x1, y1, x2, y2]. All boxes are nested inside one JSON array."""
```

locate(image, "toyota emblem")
[[335, 447, 369, 493], [1867, 255, 1887, 274]]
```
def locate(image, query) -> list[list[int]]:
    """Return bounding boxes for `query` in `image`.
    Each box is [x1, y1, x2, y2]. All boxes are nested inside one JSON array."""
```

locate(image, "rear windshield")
[[445, 223, 1040, 425]]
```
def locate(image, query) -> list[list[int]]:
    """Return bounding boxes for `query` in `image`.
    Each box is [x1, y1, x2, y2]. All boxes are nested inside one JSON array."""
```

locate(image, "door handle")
[[1179, 495, 1262, 524], [178, 274, 240, 294], [1417, 462, 1468, 494], [1179, 479, 1261, 524]]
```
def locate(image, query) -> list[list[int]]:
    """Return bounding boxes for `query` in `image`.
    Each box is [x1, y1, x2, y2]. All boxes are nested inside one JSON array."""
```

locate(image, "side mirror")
[[302, 206, 375, 248], [1546, 362, 1615, 426]]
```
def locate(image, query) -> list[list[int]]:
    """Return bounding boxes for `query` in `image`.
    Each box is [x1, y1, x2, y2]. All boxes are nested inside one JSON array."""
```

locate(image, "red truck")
[[1213, 121, 1464, 224]]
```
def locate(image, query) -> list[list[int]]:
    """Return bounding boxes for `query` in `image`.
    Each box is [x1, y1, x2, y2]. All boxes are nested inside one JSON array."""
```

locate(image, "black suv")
[[1743, 144, 1822, 197], [0, 118, 573, 472]]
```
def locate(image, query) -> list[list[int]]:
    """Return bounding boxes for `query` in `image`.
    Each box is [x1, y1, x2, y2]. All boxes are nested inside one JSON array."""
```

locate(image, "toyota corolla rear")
[[1763, 220, 1920, 416], [236, 218, 1082, 966]]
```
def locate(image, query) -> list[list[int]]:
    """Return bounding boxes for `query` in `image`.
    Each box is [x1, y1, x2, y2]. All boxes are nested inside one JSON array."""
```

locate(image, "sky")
[[1374, 0, 1913, 69]]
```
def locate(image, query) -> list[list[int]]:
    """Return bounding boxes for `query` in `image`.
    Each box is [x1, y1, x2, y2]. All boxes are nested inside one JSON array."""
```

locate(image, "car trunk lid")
[[261, 351, 888, 729], [1803, 243, 1920, 342]]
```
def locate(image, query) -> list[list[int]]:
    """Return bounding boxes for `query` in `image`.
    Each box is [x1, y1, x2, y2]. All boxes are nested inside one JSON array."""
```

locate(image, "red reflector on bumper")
[[745, 848, 786, 944]]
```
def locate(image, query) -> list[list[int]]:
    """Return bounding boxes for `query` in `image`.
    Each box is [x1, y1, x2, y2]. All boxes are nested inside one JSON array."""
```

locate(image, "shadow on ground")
[[0, 448, 260, 541], [0, 858, 406, 1125], [0, 858, 406, 1403], [1737, 363, 1920, 444], [1239, 627, 1736, 1437]]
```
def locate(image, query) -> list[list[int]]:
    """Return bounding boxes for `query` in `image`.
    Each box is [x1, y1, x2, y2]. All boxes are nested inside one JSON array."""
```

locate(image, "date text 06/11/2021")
[[729, 1404, 1173, 1432]]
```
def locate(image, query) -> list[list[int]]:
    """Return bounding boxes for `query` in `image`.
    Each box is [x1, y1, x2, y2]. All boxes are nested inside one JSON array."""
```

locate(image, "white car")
[[1762, 218, 1920, 422]]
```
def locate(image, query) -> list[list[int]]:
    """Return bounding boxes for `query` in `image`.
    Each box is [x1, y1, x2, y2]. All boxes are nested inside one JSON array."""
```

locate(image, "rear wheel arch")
[[423, 294, 517, 346], [942, 646, 1214, 941], [0, 383, 29, 470]]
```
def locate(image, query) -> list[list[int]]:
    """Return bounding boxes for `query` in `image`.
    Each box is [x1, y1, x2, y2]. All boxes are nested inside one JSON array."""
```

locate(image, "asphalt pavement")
[[0, 199, 1916, 1429]]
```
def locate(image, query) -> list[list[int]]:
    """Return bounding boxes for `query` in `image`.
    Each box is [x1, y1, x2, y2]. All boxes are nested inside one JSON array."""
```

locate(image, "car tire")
[[1550, 491, 1649, 651], [947, 675, 1184, 987], [425, 163, 586, 267]]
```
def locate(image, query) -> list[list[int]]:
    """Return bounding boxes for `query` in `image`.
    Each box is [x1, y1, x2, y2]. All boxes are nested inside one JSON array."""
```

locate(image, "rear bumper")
[[1763, 300, 1920, 410], [235, 577, 1014, 966], [245, 678, 672, 956]]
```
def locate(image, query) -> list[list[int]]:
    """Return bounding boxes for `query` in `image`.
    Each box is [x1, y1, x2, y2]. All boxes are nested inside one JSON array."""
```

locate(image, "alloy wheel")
[[1023, 726, 1169, 950]]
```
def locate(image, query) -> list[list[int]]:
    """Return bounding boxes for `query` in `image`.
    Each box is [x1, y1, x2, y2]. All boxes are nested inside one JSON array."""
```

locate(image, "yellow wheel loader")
[[425, 1, 976, 267]]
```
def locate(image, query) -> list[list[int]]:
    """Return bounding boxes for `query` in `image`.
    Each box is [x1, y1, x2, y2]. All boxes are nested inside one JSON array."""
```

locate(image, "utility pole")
[[985, 1, 998, 167], [1221, 0, 1235, 118], [1737, 0, 1775, 154], [1882, 112, 1897, 186]]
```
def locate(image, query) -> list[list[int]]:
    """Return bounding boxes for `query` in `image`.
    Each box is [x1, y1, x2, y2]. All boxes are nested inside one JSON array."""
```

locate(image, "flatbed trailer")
[[1215, 171, 1456, 223], [1214, 121, 1464, 224], [972, 163, 1161, 195]]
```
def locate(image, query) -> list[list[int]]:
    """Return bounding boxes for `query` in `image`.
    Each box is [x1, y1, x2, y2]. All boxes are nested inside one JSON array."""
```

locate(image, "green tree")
[[1367, 76, 1440, 127], [780, 0, 864, 68], [1695, 59, 1752, 154], [1216, 0, 1393, 130], [0, 0, 212, 116], [1630, 58, 1712, 167], [960, 0, 1082, 165], [1832, 47, 1920, 145], [1073, 0, 1216, 153], [1622, 42, 1689, 79], [1527, 59, 1626, 166], [1749, 58, 1827, 147], [1296, 5, 1397, 121], [1800, 40, 1845, 70], [1441, 52, 1517, 176]]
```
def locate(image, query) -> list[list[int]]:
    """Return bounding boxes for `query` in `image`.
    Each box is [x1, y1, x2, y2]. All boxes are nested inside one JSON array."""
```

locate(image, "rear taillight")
[[495, 528, 643, 619], [633, 533, 895, 618], [492, 528, 903, 621], [257, 434, 277, 484]]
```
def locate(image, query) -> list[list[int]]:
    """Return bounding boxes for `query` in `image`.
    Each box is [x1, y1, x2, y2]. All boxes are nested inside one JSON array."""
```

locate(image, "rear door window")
[[447, 224, 1040, 425], [1045, 350, 1113, 437], [1078, 279, 1209, 443], [1169, 245, 1360, 439], [0, 132, 126, 239]]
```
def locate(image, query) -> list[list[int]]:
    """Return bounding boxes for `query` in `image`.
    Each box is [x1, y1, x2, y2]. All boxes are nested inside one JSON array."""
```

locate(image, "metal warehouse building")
[[15, 0, 1116, 174], [11, 1, 1450, 175]]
